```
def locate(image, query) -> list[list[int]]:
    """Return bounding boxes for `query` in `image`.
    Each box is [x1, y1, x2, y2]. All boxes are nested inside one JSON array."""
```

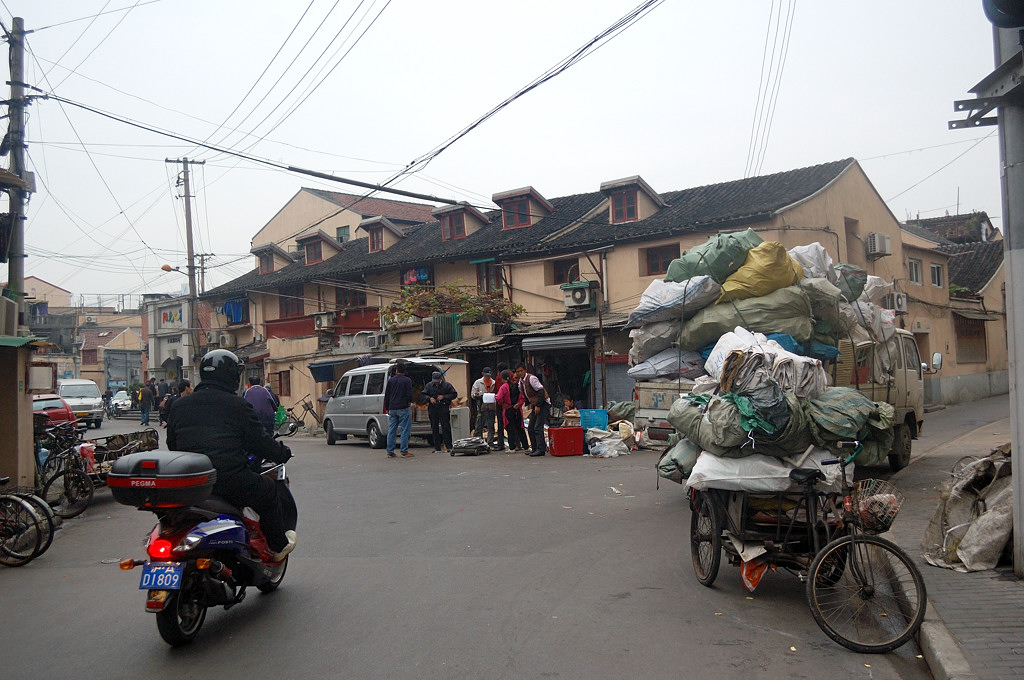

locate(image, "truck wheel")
[[888, 424, 912, 472]]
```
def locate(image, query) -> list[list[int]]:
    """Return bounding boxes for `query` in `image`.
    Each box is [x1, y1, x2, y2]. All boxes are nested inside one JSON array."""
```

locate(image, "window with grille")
[[279, 284, 304, 318], [612, 190, 637, 223], [908, 259, 922, 285], [643, 244, 680, 276], [954, 315, 987, 363], [502, 199, 530, 228]]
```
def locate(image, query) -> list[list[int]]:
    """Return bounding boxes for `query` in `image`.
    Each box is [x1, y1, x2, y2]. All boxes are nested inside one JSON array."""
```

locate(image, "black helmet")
[[199, 349, 242, 389]]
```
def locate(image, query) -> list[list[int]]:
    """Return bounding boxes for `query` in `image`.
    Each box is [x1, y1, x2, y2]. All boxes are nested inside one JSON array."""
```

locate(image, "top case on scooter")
[[108, 451, 217, 508]]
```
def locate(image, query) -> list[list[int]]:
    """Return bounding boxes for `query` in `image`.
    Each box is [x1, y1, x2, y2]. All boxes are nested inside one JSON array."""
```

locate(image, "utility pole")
[[165, 157, 205, 380], [7, 18, 28, 334], [950, 18, 1024, 577], [196, 252, 215, 294]]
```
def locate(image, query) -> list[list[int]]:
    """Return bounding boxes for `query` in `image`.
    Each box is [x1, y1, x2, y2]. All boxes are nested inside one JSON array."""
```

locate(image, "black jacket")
[[421, 379, 457, 410], [166, 382, 290, 491]]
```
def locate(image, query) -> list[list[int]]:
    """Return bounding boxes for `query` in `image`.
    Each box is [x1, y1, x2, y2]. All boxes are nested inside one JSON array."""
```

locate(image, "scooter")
[[110, 424, 298, 647]]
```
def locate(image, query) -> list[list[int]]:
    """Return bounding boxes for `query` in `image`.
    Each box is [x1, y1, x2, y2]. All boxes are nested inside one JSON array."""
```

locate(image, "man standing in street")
[[139, 379, 155, 425], [244, 376, 278, 437], [515, 362, 550, 456], [471, 367, 503, 449], [383, 361, 415, 458], [422, 370, 457, 453]]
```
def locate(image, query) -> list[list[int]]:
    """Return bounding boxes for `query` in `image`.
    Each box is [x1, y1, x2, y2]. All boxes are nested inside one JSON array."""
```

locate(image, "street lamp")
[[161, 263, 200, 381]]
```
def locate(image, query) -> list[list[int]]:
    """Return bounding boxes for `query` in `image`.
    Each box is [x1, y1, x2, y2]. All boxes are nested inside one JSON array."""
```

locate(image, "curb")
[[919, 612, 978, 680]]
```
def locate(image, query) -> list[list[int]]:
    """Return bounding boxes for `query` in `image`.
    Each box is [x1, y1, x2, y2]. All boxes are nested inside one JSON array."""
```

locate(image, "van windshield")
[[61, 385, 100, 398]]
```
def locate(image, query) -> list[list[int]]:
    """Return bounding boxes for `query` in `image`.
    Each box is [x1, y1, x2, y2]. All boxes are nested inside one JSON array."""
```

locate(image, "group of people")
[[383, 361, 552, 458], [133, 378, 194, 427]]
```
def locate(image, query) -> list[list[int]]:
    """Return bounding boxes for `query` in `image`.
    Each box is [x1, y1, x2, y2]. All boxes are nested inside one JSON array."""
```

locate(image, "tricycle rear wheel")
[[689, 490, 723, 587]]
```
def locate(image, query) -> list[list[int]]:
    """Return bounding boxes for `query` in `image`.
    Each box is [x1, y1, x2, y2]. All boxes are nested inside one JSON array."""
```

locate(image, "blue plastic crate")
[[579, 409, 608, 430]]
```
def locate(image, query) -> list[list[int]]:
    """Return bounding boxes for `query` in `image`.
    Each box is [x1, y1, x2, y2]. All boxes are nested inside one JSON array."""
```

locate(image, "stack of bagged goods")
[[621, 231, 902, 489]]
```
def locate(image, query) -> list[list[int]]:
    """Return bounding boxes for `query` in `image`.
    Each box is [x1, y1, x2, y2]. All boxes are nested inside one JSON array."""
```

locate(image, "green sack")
[[664, 228, 763, 284], [274, 405, 287, 427]]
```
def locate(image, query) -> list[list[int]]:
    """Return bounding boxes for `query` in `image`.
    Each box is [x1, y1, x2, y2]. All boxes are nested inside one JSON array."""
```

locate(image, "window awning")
[[0, 336, 45, 347], [308, 357, 361, 383], [952, 309, 1001, 321], [521, 333, 590, 351]]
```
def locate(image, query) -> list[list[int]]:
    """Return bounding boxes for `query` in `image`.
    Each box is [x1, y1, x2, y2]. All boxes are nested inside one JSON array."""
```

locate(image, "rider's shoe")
[[270, 530, 297, 562]]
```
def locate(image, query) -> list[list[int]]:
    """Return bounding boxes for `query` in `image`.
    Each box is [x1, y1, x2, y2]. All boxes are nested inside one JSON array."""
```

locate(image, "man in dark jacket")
[[166, 350, 296, 562], [422, 370, 457, 453], [243, 376, 277, 436], [515, 362, 550, 456], [139, 380, 155, 425], [383, 361, 414, 458]]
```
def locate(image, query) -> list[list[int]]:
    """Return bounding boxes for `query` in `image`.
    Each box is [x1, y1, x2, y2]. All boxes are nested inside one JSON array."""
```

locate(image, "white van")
[[57, 378, 104, 429], [323, 357, 467, 448]]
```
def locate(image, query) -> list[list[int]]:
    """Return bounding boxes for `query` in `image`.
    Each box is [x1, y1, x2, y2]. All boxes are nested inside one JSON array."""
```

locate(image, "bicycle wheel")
[[43, 469, 95, 519], [14, 492, 56, 557], [806, 534, 927, 653], [0, 495, 43, 567], [689, 490, 723, 587]]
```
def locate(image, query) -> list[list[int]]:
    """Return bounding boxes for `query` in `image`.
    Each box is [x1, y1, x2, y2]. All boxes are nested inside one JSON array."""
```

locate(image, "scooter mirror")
[[277, 421, 299, 437]]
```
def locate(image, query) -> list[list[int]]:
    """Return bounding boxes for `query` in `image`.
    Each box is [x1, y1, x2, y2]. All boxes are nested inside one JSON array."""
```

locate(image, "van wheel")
[[325, 420, 337, 445], [367, 422, 384, 449], [888, 424, 912, 472]]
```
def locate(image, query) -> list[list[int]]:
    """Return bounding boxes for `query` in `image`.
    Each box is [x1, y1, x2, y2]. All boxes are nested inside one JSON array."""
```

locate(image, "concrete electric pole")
[[165, 157, 205, 380], [7, 18, 27, 334]]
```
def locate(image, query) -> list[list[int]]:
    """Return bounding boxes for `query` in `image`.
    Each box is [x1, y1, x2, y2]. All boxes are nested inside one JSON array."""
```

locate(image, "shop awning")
[[952, 309, 1001, 321], [308, 356, 361, 382], [0, 336, 45, 347], [521, 333, 590, 351]]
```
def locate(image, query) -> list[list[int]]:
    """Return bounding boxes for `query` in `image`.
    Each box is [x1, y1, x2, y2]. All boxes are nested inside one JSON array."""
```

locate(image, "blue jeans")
[[386, 407, 411, 453], [140, 404, 151, 425]]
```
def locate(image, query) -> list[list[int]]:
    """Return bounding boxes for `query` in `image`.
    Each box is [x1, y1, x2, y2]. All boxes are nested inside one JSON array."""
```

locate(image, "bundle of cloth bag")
[[625, 230, 901, 489]]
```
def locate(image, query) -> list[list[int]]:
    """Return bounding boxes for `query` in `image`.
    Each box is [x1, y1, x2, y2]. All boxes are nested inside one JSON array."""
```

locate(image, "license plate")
[[139, 562, 183, 590], [75, 411, 89, 417]]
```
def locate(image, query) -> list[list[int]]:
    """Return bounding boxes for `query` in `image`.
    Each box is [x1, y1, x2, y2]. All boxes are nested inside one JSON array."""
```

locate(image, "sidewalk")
[[889, 417, 1024, 680]]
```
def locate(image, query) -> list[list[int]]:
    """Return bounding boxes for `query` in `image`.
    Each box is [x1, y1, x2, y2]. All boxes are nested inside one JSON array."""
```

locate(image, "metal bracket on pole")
[[949, 48, 1024, 129]]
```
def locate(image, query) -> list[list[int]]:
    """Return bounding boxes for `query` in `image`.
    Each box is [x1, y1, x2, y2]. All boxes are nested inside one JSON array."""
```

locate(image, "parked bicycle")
[[688, 441, 926, 653], [0, 477, 45, 567], [284, 394, 321, 427]]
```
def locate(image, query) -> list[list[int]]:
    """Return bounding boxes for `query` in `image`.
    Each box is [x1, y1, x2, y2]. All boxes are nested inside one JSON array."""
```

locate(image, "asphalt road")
[[0, 407, 971, 680]]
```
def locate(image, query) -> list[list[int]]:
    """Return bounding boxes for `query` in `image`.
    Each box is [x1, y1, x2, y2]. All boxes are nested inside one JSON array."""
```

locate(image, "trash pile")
[[630, 231, 901, 487], [922, 444, 1013, 572]]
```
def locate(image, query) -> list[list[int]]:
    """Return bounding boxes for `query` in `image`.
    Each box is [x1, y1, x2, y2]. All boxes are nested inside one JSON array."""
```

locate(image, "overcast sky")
[[1, 1, 1005, 306]]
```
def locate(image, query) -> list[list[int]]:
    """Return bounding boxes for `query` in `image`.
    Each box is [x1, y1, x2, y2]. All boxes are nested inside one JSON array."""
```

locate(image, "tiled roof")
[[79, 327, 134, 351], [303, 188, 437, 224], [204, 159, 856, 299], [905, 212, 994, 244], [937, 241, 1004, 294], [900, 222, 955, 246]]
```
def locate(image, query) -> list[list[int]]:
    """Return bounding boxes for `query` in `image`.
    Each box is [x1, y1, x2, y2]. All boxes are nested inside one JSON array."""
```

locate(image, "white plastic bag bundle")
[[704, 327, 769, 381], [626, 347, 705, 380], [628, 320, 681, 364], [852, 301, 896, 342], [685, 448, 850, 492], [787, 243, 837, 282], [626, 276, 721, 328], [859, 276, 893, 304]]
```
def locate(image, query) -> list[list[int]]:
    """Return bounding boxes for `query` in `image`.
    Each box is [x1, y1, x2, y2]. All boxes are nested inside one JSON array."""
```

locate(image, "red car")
[[32, 394, 77, 425]]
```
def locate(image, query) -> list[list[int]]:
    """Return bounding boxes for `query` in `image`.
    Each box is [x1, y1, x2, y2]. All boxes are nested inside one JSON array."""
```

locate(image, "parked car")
[[32, 394, 77, 425], [57, 378, 104, 429], [323, 357, 467, 448], [111, 390, 131, 413]]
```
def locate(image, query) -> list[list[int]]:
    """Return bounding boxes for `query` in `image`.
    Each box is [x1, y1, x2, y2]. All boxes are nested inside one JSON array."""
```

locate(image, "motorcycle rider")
[[166, 349, 296, 562]]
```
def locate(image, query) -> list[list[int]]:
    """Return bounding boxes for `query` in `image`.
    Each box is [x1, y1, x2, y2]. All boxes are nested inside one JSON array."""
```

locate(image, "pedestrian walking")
[[495, 369, 526, 451], [383, 361, 415, 458], [243, 376, 278, 437], [139, 380, 155, 425], [422, 370, 457, 453], [515, 362, 550, 456]]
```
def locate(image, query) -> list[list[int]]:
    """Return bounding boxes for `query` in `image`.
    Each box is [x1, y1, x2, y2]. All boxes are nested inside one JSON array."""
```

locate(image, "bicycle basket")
[[852, 479, 905, 534]]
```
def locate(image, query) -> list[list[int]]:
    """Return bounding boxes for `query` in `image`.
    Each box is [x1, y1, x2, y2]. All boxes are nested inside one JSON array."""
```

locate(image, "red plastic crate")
[[548, 427, 584, 456]]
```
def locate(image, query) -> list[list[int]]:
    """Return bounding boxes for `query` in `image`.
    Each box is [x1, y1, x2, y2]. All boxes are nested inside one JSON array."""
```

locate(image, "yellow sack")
[[719, 241, 803, 303]]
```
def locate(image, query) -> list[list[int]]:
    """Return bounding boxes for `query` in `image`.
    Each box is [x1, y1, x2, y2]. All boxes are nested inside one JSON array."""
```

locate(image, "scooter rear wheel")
[[258, 554, 288, 593], [155, 576, 207, 647]]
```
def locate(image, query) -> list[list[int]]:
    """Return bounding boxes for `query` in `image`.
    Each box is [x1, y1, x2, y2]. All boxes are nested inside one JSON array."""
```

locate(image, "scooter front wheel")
[[258, 554, 288, 593], [155, 576, 207, 647]]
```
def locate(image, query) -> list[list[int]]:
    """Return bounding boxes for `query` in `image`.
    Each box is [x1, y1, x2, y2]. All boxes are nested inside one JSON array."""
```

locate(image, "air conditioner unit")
[[367, 333, 386, 350], [561, 281, 597, 308], [866, 232, 892, 257], [313, 312, 336, 330], [219, 333, 236, 347], [421, 317, 434, 340], [883, 292, 909, 314], [84, 315, 96, 323], [204, 331, 219, 345]]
